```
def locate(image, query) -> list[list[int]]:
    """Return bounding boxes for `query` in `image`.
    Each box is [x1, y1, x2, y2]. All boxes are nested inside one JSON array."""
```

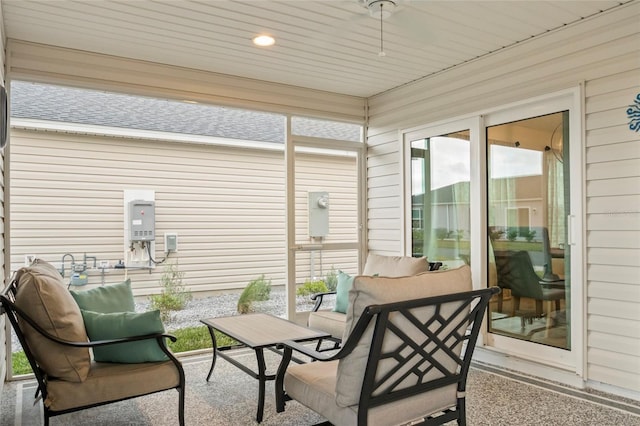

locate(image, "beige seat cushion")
[[308, 310, 346, 340], [362, 253, 429, 277], [335, 265, 472, 407], [45, 360, 181, 411], [285, 360, 456, 426], [14, 260, 91, 382]]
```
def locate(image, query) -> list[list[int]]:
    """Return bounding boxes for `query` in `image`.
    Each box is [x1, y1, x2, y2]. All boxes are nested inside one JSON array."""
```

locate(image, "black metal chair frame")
[[277, 286, 499, 426], [0, 278, 186, 426], [494, 250, 565, 330]]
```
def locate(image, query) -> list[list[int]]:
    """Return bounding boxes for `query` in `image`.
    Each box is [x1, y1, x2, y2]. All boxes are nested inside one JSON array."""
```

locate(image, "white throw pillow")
[[362, 253, 429, 277]]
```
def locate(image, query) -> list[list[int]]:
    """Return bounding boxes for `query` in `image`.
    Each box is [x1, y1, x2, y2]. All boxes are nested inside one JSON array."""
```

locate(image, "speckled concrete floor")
[[2, 353, 639, 426]]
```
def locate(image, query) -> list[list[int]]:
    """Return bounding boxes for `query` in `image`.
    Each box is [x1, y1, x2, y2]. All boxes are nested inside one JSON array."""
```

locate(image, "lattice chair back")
[[356, 288, 495, 425]]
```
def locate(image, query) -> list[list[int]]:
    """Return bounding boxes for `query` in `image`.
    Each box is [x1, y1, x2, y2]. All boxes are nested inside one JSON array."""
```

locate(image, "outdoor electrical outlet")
[[165, 233, 178, 252]]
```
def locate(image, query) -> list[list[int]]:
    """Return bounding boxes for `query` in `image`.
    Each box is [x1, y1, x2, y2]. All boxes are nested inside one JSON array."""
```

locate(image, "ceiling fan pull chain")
[[379, 2, 386, 57]]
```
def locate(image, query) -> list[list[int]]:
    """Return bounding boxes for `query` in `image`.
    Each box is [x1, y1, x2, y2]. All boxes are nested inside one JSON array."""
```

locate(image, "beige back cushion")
[[14, 260, 91, 382], [362, 253, 429, 277], [335, 265, 472, 407]]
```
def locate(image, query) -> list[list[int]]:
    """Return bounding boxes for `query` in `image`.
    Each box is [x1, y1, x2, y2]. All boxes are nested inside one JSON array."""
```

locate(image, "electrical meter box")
[[129, 200, 155, 241], [309, 191, 329, 238]]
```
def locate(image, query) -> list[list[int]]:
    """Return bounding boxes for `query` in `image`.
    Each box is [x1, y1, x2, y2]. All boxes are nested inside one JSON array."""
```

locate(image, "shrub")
[[237, 275, 272, 314], [150, 262, 192, 322], [435, 228, 450, 240], [296, 280, 328, 297], [507, 228, 518, 241], [524, 229, 537, 242], [325, 267, 338, 292]]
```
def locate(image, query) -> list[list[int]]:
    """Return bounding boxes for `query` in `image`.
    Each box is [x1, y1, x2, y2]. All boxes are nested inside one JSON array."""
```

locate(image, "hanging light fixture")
[[366, 0, 396, 57]]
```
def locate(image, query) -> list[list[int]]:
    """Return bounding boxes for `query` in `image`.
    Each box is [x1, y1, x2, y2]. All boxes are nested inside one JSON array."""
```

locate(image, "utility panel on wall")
[[128, 200, 155, 242], [123, 189, 155, 268], [309, 191, 329, 238]]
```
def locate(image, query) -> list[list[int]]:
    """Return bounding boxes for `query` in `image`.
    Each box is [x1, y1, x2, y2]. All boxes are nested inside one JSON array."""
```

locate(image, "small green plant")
[[507, 228, 518, 241], [237, 275, 272, 314], [524, 229, 537, 242], [325, 267, 338, 292], [296, 279, 328, 297], [150, 262, 192, 322], [435, 228, 451, 240]]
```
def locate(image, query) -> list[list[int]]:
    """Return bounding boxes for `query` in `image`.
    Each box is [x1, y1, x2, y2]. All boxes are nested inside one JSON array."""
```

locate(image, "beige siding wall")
[[584, 68, 640, 391], [366, 3, 640, 394], [9, 129, 358, 295]]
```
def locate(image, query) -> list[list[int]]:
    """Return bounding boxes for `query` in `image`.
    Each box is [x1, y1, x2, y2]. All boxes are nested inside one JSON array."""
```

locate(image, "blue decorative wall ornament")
[[628, 93, 640, 132]]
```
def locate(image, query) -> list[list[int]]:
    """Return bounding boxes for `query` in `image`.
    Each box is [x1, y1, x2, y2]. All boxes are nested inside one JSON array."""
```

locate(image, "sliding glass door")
[[403, 90, 583, 370], [487, 111, 571, 350], [408, 127, 471, 269]]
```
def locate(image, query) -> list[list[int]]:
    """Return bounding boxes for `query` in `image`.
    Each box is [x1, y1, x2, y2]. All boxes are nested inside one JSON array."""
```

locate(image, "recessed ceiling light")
[[252, 35, 275, 47]]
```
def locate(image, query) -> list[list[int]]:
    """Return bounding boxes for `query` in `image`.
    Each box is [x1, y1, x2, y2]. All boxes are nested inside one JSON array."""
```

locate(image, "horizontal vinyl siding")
[[584, 47, 640, 390], [366, 2, 640, 393], [366, 130, 402, 255], [9, 129, 358, 295], [7, 40, 365, 122]]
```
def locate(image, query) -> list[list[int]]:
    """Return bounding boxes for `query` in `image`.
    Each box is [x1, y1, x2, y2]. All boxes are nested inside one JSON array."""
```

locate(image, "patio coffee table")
[[201, 313, 330, 423]]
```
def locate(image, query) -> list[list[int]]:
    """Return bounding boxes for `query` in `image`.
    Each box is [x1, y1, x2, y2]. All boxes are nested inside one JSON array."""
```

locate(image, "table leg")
[[275, 346, 292, 413], [205, 326, 218, 382], [255, 348, 267, 423]]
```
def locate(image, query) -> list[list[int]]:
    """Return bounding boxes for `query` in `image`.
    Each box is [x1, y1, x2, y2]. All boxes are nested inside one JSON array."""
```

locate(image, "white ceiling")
[[0, 0, 629, 98]]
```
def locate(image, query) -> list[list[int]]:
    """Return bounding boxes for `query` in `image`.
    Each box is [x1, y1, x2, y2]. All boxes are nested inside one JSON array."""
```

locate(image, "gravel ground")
[[136, 287, 324, 331], [9, 288, 330, 351]]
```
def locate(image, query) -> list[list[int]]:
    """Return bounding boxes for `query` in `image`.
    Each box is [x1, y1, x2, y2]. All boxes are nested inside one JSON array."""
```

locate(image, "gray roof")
[[10, 81, 361, 143]]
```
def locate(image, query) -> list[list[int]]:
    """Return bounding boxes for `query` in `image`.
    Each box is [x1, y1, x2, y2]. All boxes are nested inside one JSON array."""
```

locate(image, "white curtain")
[[545, 151, 565, 248]]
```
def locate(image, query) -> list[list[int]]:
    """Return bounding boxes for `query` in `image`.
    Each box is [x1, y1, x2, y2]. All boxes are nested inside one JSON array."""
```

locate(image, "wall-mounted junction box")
[[164, 232, 178, 252], [309, 191, 329, 238]]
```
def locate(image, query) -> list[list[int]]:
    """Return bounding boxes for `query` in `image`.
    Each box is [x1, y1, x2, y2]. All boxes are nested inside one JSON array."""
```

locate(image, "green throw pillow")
[[333, 271, 354, 314], [70, 279, 135, 313], [81, 309, 168, 363]]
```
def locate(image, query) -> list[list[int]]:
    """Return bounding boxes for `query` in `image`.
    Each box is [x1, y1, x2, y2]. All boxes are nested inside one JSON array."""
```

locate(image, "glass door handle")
[[567, 215, 576, 246]]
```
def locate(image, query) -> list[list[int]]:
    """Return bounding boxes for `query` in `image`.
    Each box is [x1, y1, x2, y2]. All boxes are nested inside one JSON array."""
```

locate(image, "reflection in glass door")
[[410, 130, 470, 269], [487, 111, 570, 350]]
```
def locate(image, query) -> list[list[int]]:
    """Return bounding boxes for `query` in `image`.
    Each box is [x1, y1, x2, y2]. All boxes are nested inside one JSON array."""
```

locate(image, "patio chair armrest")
[[310, 291, 337, 312], [277, 339, 343, 363], [275, 310, 378, 412], [88, 333, 177, 347], [275, 339, 349, 412], [9, 298, 177, 348]]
